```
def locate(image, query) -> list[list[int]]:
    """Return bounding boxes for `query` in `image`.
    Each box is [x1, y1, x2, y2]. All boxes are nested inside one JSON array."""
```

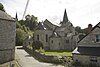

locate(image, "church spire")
[[15, 12, 18, 21], [63, 9, 68, 23]]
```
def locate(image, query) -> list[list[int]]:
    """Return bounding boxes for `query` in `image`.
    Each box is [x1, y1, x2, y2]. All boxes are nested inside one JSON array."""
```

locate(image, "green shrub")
[[32, 40, 43, 51]]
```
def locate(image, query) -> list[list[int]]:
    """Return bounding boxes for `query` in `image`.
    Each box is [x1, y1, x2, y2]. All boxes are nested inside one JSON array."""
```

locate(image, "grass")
[[43, 52, 72, 56]]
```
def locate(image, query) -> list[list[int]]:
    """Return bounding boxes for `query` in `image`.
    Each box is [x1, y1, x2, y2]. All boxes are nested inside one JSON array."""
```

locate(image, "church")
[[33, 9, 78, 51]]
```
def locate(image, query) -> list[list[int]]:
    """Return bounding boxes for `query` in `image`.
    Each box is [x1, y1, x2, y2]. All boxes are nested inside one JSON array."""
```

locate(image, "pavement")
[[15, 46, 64, 67]]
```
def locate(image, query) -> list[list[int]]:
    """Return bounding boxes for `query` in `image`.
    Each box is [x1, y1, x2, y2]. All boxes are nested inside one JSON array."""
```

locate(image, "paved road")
[[15, 46, 64, 67]]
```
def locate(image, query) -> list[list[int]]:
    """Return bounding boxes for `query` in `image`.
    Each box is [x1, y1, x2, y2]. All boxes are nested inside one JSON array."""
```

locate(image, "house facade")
[[72, 22, 100, 66], [33, 9, 78, 51]]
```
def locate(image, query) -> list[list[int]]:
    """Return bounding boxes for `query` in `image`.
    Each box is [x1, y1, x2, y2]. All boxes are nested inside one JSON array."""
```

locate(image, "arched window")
[[66, 40, 69, 43], [59, 43, 60, 46], [37, 35, 39, 40], [51, 40, 53, 43]]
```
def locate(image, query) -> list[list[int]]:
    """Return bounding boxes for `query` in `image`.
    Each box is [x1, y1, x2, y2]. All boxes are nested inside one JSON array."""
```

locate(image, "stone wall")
[[0, 49, 15, 64], [34, 30, 52, 50], [50, 37, 62, 51], [73, 54, 100, 66], [24, 47, 62, 63], [0, 19, 15, 64]]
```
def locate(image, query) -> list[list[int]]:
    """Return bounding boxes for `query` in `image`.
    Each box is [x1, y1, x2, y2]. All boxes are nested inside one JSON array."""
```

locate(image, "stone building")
[[72, 22, 100, 66], [33, 9, 78, 51], [0, 10, 16, 64]]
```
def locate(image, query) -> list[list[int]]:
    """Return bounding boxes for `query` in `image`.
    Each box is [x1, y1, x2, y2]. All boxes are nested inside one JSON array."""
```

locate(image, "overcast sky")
[[1, 0, 100, 28]]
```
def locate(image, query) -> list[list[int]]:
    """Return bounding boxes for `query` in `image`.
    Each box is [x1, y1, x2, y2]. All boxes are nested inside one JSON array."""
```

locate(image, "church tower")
[[60, 9, 69, 26], [15, 12, 18, 21], [63, 9, 68, 23]]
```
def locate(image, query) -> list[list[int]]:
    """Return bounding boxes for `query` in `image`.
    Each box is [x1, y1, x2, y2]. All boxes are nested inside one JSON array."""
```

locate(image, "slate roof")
[[73, 22, 100, 56], [73, 46, 100, 56], [43, 22, 53, 30], [44, 19, 55, 27], [35, 22, 53, 30], [35, 22, 45, 30], [43, 19, 58, 30], [50, 32, 61, 38], [78, 22, 100, 43], [0, 10, 14, 21], [35, 19, 57, 30], [56, 26, 66, 31]]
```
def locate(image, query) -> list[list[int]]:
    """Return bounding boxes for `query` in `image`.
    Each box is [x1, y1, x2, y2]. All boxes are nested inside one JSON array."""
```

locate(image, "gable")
[[43, 19, 57, 30], [78, 25, 100, 46]]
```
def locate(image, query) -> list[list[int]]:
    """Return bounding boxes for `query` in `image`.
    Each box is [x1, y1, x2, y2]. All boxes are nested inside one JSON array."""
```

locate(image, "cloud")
[[1, 0, 100, 28]]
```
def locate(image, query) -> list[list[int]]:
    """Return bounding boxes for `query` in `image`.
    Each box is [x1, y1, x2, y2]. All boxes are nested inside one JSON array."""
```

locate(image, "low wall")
[[24, 47, 63, 63]]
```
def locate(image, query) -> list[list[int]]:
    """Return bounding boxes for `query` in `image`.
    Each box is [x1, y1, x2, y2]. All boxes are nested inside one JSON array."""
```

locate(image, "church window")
[[65, 33, 67, 37], [59, 43, 60, 46], [66, 40, 69, 43], [51, 40, 53, 43], [46, 34, 48, 42], [37, 35, 39, 40], [96, 35, 100, 42]]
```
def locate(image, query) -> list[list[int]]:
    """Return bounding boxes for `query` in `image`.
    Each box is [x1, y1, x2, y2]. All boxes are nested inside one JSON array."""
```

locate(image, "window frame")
[[90, 56, 97, 62], [96, 34, 100, 42]]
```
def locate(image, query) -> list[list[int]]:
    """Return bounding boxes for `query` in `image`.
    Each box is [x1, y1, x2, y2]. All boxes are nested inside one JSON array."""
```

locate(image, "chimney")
[[87, 24, 92, 33]]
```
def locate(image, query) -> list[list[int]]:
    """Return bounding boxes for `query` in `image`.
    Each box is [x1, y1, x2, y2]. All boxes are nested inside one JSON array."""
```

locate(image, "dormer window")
[[96, 35, 100, 42]]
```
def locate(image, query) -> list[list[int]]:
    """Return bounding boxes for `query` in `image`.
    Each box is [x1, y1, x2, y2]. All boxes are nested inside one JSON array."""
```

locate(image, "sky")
[[1, 0, 100, 29]]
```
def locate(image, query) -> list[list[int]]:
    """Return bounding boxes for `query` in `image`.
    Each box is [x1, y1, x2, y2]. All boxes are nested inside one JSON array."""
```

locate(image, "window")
[[65, 33, 67, 37], [37, 35, 39, 40], [90, 56, 97, 62], [59, 43, 60, 46], [66, 40, 69, 43], [46, 34, 48, 42], [96, 35, 100, 42], [51, 40, 53, 43]]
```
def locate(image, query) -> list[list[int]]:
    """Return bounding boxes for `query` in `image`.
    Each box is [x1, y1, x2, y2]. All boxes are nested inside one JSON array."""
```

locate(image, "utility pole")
[[22, 0, 30, 20]]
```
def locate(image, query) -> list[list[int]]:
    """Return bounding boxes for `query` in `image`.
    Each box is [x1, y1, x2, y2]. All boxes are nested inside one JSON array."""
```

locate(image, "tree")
[[18, 14, 38, 31], [16, 14, 38, 46], [0, 3, 5, 12], [82, 28, 88, 35], [16, 28, 28, 46], [32, 40, 43, 51], [18, 20, 26, 26], [75, 26, 83, 33], [16, 20, 33, 46], [16, 22, 21, 28], [25, 15, 38, 31]]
